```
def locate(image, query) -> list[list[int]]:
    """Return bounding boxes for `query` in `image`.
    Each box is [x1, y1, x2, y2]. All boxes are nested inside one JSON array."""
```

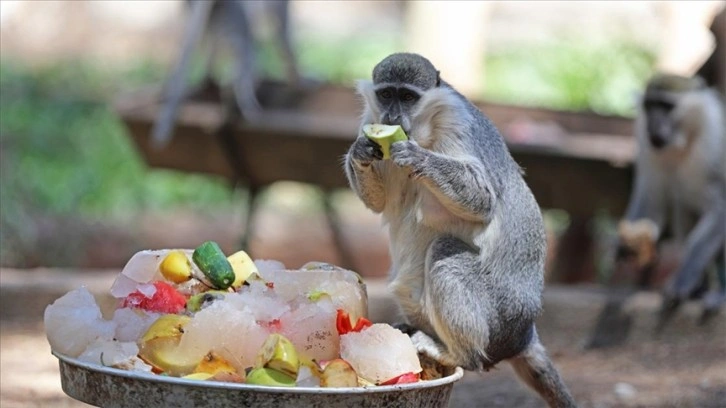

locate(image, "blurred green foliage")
[[0, 60, 242, 265], [483, 38, 656, 116], [0, 35, 655, 267]]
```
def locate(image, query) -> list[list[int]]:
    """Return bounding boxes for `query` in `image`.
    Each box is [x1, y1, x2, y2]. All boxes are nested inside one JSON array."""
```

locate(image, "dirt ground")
[[1, 205, 725, 408]]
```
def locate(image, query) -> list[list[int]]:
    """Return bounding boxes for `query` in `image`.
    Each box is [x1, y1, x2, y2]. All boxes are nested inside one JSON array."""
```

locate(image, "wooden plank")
[[115, 83, 637, 215]]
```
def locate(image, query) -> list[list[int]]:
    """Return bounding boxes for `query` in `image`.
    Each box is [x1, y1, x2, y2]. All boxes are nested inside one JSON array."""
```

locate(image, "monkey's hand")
[[617, 219, 659, 267], [390, 140, 428, 178], [394, 323, 458, 370], [349, 135, 385, 167]]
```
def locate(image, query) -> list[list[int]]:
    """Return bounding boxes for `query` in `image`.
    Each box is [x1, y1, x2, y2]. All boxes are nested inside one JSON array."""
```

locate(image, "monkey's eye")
[[378, 89, 393, 100], [400, 90, 418, 102]]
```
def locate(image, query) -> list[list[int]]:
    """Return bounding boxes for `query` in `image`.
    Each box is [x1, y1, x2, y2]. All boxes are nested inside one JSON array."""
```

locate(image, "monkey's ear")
[[436, 71, 441, 87]]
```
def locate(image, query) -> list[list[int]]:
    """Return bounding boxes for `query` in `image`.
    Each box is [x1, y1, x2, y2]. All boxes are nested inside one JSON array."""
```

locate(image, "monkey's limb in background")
[[658, 205, 726, 330], [152, 0, 214, 148], [268, 0, 301, 87]]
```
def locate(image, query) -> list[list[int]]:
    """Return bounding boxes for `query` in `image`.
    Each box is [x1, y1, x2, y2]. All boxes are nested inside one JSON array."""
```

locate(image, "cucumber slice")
[[192, 241, 235, 290]]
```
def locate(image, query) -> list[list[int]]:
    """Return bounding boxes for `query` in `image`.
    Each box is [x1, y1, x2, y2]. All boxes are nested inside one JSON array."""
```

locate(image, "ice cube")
[[260, 269, 367, 322], [254, 259, 286, 273], [178, 300, 269, 373], [112, 307, 161, 343], [296, 364, 321, 387], [230, 283, 290, 323], [340, 323, 422, 384], [44, 287, 116, 357], [109, 273, 139, 299], [280, 297, 339, 362]]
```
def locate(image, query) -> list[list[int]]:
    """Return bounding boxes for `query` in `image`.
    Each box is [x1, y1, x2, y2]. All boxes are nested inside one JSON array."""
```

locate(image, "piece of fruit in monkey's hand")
[[362, 124, 408, 159], [618, 219, 659, 267]]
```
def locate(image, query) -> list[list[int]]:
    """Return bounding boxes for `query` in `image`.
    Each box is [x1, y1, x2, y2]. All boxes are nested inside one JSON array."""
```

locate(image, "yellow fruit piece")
[[182, 372, 214, 381], [320, 359, 358, 387], [138, 315, 199, 376], [227, 250, 259, 288], [194, 351, 237, 376], [159, 251, 192, 283], [362, 124, 408, 159], [255, 333, 300, 378], [138, 337, 201, 376], [246, 367, 296, 387], [140, 314, 191, 343]]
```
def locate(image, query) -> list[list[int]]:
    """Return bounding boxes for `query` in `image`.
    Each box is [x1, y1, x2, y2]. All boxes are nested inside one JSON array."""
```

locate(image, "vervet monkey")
[[153, 0, 301, 146], [344, 53, 576, 408], [618, 73, 726, 325]]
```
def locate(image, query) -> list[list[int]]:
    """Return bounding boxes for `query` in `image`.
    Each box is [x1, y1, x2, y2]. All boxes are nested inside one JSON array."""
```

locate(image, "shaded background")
[[1, 1, 725, 407], [4, 0, 720, 274]]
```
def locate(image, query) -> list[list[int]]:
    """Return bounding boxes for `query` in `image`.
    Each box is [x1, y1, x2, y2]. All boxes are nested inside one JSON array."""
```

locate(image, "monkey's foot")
[[417, 351, 452, 380], [392, 322, 419, 336], [699, 290, 725, 325], [655, 295, 681, 333], [393, 323, 458, 371]]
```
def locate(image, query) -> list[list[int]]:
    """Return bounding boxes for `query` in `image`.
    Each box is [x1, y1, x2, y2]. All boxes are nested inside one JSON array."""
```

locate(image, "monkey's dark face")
[[643, 98, 677, 150], [371, 53, 440, 133], [374, 85, 422, 132]]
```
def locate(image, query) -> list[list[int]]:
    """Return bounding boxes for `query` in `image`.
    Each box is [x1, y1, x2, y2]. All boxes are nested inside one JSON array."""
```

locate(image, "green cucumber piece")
[[192, 241, 235, 290], [362, 124, 408, 159]]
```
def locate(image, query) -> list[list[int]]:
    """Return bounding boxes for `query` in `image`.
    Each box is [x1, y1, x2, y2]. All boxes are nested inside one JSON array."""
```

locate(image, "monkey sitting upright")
[[618, 73, 726, 325], [344, 53, 577, 408]]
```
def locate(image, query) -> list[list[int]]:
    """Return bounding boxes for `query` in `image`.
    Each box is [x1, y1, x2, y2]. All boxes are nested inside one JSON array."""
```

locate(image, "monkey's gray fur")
[[344, 53, 577, 408], [622, 73, 726, 325]]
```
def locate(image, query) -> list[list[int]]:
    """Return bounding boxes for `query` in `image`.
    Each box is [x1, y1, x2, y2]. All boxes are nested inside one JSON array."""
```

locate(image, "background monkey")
[[344, 53, 576, 408], [617, 73, 726, 325], [152, 0, 301, 147]]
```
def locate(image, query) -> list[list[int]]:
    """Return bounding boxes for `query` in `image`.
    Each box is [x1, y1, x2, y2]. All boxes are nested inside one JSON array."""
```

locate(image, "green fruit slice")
[[246, 367, 296, 387], [362, 124, 408, 159], [255, 334, 299, 377], [186, 290, 227, 313]]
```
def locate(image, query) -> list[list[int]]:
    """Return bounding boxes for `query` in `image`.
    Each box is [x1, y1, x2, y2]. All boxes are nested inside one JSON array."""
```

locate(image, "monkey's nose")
[[382, 114, 402, 127]]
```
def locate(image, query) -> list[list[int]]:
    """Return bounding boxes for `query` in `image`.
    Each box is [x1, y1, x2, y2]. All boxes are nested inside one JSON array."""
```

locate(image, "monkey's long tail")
[[508, 328, 578, 408]]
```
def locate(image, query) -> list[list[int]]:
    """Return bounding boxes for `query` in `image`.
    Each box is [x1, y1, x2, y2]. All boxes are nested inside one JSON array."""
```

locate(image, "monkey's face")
[[643, 97, 679, 150], [370, 53, 441, 134], [373, 85, 421, 133]]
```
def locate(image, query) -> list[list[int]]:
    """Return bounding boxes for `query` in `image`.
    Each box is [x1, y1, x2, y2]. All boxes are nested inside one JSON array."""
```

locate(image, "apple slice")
[[255, 333, 300, 378], [138, 314, 200, 376], [320, 359, 358, 388], [246, 367, 296, 387], [227, 250, 259, 288], [193, 351, 239, 377], [362, 124, 408, 159]]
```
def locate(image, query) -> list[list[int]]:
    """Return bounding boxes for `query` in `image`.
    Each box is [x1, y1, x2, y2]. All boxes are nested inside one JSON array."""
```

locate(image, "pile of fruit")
[[44, 242, 427, 388]]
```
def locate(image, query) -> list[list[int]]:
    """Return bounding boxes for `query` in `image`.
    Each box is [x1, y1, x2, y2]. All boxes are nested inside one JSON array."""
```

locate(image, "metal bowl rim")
[[54, 351, 464, 394]]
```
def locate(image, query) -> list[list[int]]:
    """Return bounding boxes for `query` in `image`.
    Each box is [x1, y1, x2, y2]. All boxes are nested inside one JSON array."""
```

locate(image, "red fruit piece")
[[336, 309, 372, 335], [121, 281, 187, 314], [379, 372, 419, 385]]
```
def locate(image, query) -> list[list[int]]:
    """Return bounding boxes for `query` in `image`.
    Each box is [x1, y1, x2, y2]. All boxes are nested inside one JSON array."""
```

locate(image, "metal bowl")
[[55, 352, 464, 408]]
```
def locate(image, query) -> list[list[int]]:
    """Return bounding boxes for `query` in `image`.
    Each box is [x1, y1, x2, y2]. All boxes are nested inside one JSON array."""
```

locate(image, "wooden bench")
[[115, 81, 637, 281]]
